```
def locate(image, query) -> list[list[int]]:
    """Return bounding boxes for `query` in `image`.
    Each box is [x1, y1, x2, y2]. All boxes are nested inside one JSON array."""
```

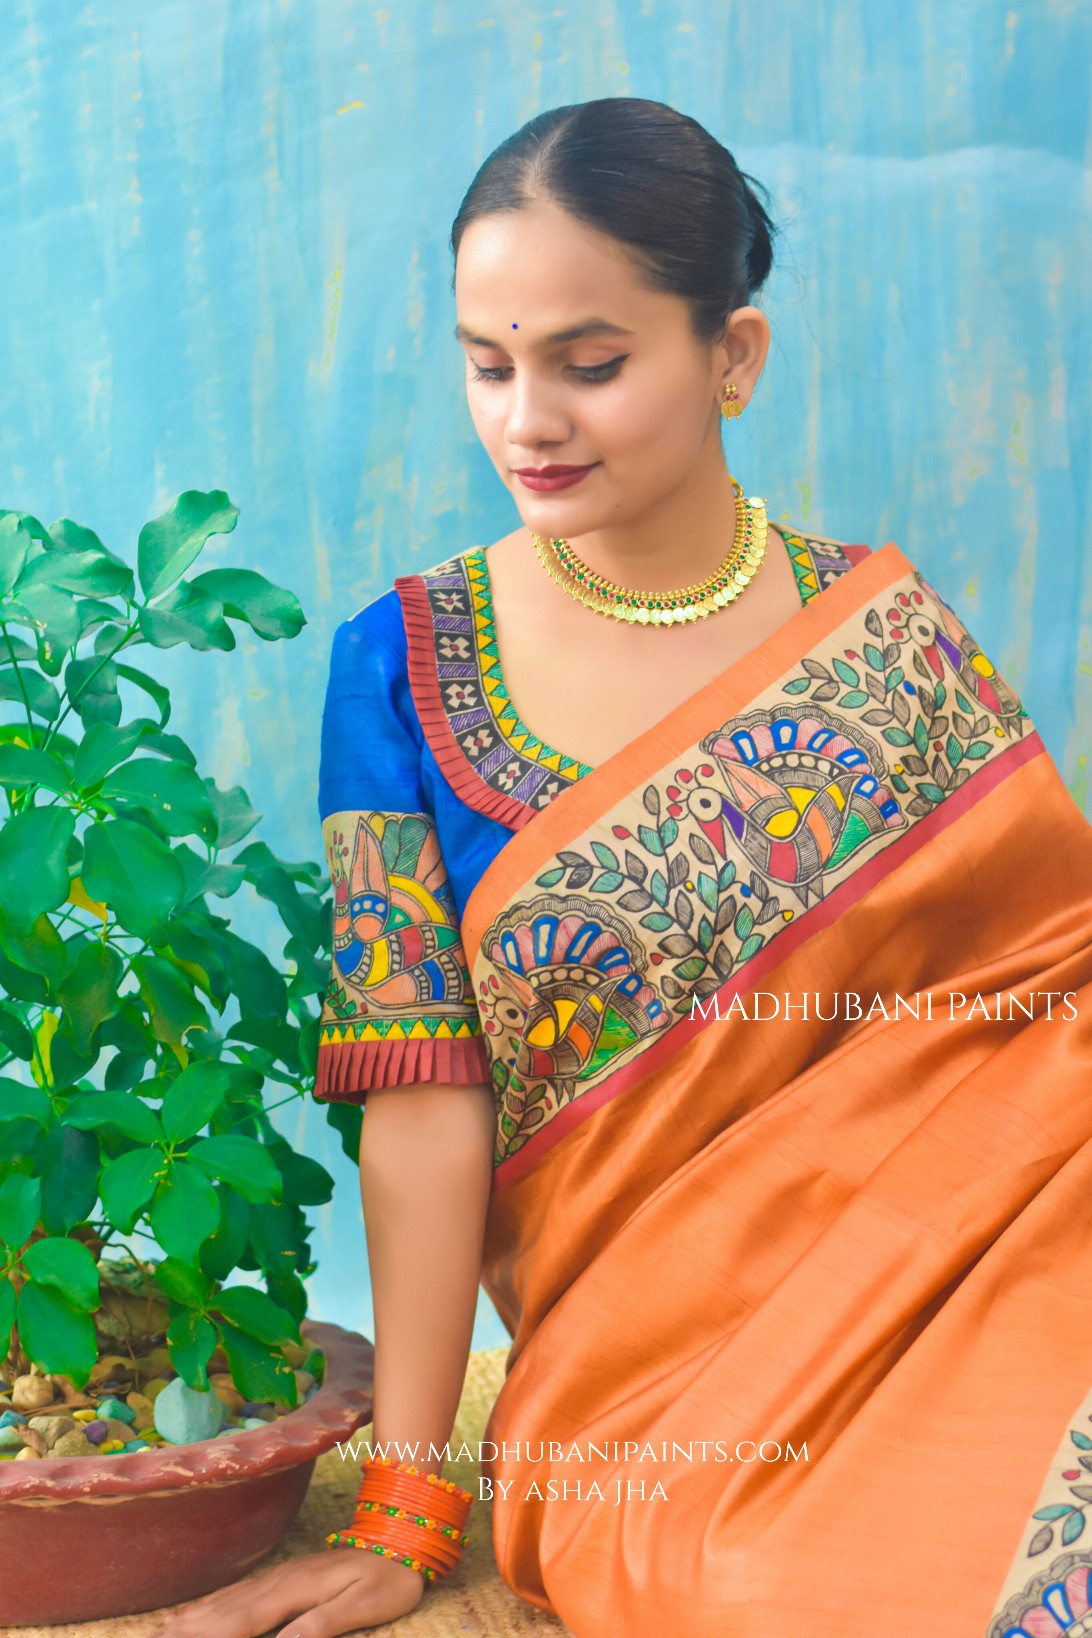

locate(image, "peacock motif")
[[324, 810, 472, 1017], [477, 894, 667, 1152], [687, 704, 906, 908], [886, 575, 1025, 735]]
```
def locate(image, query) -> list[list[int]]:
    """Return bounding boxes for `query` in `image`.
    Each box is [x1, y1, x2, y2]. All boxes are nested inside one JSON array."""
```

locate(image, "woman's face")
[[453, 198, 754, 539]]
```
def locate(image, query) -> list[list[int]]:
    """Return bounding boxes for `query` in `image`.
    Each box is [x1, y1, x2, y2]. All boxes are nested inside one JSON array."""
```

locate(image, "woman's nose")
[[503, 374, 570, 446]]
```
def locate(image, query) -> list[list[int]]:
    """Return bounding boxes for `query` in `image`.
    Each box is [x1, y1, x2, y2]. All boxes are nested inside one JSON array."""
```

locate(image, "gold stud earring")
[[720, 381, 744, 420]]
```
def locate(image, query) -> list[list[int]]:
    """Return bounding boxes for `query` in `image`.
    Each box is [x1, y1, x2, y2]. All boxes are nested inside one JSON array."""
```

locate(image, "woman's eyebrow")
[[453, 318, 634, 346]]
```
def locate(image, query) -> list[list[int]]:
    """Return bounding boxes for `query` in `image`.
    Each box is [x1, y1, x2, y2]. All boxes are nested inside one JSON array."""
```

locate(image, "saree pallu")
[[453, 542, 1092, 1637]]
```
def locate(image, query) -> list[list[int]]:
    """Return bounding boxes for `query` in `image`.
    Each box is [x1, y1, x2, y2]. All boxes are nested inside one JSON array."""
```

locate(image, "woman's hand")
[[154, 1548, 426, 1638]]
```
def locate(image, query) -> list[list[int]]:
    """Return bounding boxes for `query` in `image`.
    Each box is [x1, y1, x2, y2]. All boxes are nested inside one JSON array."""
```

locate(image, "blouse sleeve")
[[313, 607, 492, 1103]]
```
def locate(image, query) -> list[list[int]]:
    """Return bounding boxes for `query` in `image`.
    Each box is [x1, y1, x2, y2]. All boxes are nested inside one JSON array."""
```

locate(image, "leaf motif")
[[660, 976, 684, 999], [695, 873, 719, 911], [687, 832, 716, 867], [642, 785, 661, 819], [832, 658, 860, 686], [882, 642, 901, 667], [865, 673, 886, 703], [567, 863, 594, 889], [590, 870, 623, 893], [837, 689, 870, 708], [864, 607, 884, 638], [891, 690, 911, 726], [714, 897, 737, 936], [660, 934, 694, 957], [623, 849, 648, 884], [1027, 1523, 1055, 1556], [618, 888, 652, 912], [1060, 1513, 1084, 1547], [881, 727, 913, 746], [1071, 1430, 1092, 1450], [649, 871, 668, 906], [535, 866, 565, 888], [756, 897, 781, 924], [861, 709, 893, 725], [638, 824, 664, 856], [811, 681, 840, 704], [668, 853, 689, 887], [781, 676, 810, 695], [801, 658, 830, 679], [673, 891, 693, 931], [590, 840, 619, 870], [863, 643, 885, 671]]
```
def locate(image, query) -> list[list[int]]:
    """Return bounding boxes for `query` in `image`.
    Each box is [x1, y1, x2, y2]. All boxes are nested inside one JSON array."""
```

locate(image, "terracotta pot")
[[0, 1319, 374, 1626]]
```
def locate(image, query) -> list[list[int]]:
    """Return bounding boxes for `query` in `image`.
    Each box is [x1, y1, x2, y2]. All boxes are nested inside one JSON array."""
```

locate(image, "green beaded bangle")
[[325, 1529, 439, 1582]]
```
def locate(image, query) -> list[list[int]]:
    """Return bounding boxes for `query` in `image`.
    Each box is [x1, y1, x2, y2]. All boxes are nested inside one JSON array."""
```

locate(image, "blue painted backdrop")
[[2, 1, 1088, 1348]]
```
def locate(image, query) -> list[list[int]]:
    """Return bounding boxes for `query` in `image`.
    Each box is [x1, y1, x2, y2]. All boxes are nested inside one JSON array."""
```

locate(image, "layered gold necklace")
[[530, 474, 768, 626]]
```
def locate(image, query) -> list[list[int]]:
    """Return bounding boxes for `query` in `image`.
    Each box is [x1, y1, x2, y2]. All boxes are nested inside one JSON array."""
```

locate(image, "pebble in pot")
[[153, 1378, 226, 1445], [12, 1374, 55, 1413]]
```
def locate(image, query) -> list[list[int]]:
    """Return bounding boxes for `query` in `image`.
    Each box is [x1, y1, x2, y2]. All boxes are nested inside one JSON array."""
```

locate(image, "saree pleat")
[[452, 544, 1092, 1636]]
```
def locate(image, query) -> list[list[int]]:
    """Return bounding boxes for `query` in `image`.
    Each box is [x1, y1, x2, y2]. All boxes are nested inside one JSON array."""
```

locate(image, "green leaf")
[[187, 568, 305, 640], [82, 816, 185, 938], [0, 665, 63, 721], [637, 824, 664, 856], [204, 782, 262, 848], [837, 689, 869, 709], [832, 657, 860, 686], [0, 806, 76, 932], [7, 585, 82, 660], [186, 1135, 282, 1203], [0, 1004, 35, 1061], [100, 1147, 164, 1232], [781, 675, 810, 694], [167, 1309, 218, 1390], [138, 490, 239, 602], [114, 662, 171, 726], [150, 1161, 220, 1261], [0, 1079, 53, 1128], [734, 905, 755, 940], [199, 1184, 251, 1282], [213, 1284, 300, 1345], [0, 907, 68, 985], [154, 1255, 211, 1308], [63, 1088, 163, 1145], [16, 548, 132, 599], [267, 1139, 334, 1207], [0, 743, 70, 794], [0, 995, 35, 1061], [16, 1280, 97, 1386], [55, 942, 126, 1056], [138, 581, 236, 652], [22, 1235, 100, 1311], [0, 513, 36, 596], [160, 1061, 231, 1144], [64, 655, 121, 728], [131, 954, 209, 1049], [217, 1320, 298, 1407], [100, 758, 218, 842], [38, 1122, 99, 1234], [0, 1173, 42, 1249], [322, 1101, 363, 1167], [266, 1267, 307, 1328], [71, 719, 153, 790]]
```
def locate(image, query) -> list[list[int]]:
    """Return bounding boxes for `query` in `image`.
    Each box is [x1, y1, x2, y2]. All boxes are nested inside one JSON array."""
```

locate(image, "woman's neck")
[[562, 441, 742, 593]]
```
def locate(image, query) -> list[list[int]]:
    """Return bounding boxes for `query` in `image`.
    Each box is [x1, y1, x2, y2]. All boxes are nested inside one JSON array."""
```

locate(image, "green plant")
[[0, 491, 339, 1410]]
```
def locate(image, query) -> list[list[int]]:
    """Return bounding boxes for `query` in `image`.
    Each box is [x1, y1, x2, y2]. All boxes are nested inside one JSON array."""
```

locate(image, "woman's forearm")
[[358, 1080, 496, 1479]]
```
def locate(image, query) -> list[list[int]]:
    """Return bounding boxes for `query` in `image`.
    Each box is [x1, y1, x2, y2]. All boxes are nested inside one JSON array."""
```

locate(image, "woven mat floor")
[[16, 1346, 571, 1637]]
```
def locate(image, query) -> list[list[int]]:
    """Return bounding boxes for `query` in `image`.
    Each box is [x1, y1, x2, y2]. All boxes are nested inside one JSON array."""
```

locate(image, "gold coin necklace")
[[530, 474, 768, 626]]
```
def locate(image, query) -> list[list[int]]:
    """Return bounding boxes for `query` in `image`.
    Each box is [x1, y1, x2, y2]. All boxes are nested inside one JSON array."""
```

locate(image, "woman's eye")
[[469, 355, 628, 384]]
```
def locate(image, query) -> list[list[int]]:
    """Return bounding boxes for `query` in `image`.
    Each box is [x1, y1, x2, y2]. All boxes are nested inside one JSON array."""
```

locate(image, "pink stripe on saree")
[[456, 542, 1092, 1636]]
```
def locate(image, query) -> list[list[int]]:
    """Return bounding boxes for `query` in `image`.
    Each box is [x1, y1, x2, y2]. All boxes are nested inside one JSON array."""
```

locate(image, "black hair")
[[449, 97, 777, 344]]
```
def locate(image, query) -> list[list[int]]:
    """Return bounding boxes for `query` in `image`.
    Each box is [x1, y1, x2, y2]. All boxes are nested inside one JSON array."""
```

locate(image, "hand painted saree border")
[[459, 541, 1037, 1185]]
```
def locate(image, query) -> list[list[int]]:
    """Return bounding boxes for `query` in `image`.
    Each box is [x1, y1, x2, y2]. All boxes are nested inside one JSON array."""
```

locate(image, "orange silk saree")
[[457, 541, 1092, 1637]]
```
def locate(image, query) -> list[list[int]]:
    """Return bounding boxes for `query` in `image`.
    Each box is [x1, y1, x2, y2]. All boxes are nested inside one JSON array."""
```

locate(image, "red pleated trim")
[[313, 1034, 492, 1100], [394, 570, 536, 832]]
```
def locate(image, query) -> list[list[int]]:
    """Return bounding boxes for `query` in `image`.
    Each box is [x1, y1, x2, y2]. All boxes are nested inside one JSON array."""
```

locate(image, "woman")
[[161, 98, 1092, 1638]]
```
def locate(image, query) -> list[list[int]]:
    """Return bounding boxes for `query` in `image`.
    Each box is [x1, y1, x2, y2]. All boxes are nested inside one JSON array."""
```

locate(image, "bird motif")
[[682, 706, 904, 907], [326, 811, 470, 1014], [478, 895, 666, 1092], [887, 579, 1025, 735]]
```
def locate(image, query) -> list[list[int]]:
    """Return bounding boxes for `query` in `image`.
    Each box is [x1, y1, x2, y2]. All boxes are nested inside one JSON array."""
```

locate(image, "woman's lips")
[[513, 464, 598, 492]]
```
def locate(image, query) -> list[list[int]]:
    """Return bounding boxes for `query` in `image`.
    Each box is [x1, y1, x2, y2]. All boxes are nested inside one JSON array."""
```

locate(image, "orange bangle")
[[356, 1480, 470, 1528]]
